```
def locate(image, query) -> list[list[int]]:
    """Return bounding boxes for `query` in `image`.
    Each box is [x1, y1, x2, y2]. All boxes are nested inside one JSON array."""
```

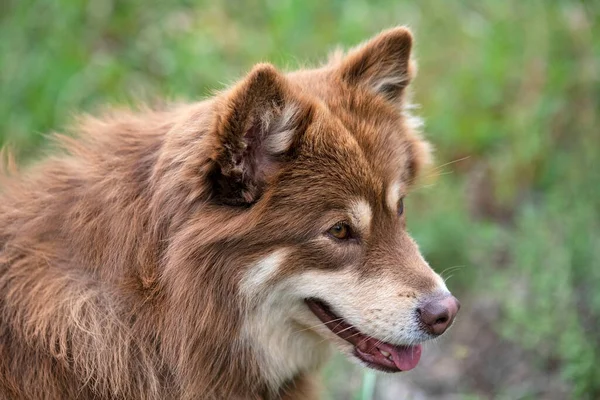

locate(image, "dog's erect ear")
[[209, 63, 310, 206], [338, 27, 415, 103]]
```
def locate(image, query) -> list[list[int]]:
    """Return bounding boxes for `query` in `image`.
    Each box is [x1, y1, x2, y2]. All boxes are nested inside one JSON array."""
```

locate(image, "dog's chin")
[[304, 299, 422, 373]]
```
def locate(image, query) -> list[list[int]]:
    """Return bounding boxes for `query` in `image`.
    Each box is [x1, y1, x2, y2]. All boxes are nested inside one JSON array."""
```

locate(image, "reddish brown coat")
[[0, 27, 434, 399]]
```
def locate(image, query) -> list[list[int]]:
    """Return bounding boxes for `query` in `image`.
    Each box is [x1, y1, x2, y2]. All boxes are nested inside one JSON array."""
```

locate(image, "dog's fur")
[[0, 27, 451, 399]]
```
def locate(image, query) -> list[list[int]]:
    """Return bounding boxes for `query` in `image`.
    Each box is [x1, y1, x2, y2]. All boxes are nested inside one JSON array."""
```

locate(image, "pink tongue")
[[388, 344, 422, 371]]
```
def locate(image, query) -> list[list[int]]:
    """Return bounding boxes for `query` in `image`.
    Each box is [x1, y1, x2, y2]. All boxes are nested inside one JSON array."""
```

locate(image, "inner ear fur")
[[210, 63, 311, 206], [338, 26, 416, 103]]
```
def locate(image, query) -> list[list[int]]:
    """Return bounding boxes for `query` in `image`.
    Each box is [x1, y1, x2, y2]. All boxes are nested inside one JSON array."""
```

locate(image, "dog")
[[0, 27, 459, 399]]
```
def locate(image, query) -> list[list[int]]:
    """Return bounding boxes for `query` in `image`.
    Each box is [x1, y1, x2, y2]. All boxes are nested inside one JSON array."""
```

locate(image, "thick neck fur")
[[0, 102, 309, 399]]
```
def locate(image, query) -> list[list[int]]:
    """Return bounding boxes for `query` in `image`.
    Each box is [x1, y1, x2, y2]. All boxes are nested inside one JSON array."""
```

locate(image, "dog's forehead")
[[331, 95, 410, 176], [305, 100, 411, 186], [295, 117, 383, 200], [293, 72, 414, 171], [279, 112, 407, 215], [281, 69, 427, 212]]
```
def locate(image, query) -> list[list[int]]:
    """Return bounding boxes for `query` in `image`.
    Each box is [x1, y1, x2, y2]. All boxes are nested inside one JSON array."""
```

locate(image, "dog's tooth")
[[380, 350, 391, 358]]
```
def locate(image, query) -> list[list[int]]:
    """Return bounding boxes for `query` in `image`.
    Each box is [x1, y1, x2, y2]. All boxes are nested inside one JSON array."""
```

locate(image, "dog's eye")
[[327, 222, 352, 240], [398, 197, 405, 216]]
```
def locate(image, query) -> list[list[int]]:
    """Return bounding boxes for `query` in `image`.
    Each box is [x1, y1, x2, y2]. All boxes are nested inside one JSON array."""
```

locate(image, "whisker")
[[292, 317, 345, 334], [371, 334, 394, 351], [410, 183, 437, 192], [423, 170, 455, 180], [441, 265, 465, 274], [335, 324, 357, 336], [344, 331, 364, 341], [356, 334, 378, 349], [430, 156, 471, 172], [419, 155, 471, 182], [411, 156, 472, 193], [314, 329, 362, 347], [439, 265, 465, 278], [313, 324, 360, 346], [331, 319, 346, 332]]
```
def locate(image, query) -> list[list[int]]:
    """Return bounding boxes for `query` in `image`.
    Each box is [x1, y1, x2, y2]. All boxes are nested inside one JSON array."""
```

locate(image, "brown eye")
[[398, 197, 405, 216], [327, 222, 352, 240]]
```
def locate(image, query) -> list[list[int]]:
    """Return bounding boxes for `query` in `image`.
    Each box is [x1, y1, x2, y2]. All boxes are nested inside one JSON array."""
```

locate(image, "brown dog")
[[0, 27, 459, 399]]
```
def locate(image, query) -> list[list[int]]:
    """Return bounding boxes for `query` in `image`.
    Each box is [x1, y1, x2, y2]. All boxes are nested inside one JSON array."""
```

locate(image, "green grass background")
[[1, 0, 599, 398]]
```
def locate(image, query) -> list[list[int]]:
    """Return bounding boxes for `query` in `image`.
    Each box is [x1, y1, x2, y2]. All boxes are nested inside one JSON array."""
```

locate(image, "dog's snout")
[[417, 295, 460, 336]]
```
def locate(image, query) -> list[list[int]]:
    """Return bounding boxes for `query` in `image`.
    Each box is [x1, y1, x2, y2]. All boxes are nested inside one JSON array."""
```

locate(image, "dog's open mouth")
[[305, 299, 422, 372]]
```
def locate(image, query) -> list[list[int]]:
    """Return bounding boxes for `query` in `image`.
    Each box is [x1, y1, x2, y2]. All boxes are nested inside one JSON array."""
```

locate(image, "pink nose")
[[417, 294, 460, 336]]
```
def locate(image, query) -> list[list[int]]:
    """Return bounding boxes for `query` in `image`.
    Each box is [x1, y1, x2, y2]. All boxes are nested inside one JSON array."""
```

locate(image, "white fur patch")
[[349, 199, 372, 234], [402, 102, 425, 131], [386, 181, 402, 213], [264, 104, 299, 154], [239, 249, 288, 298], [239, 273, 331, 393], [372, 74, 410, 96]]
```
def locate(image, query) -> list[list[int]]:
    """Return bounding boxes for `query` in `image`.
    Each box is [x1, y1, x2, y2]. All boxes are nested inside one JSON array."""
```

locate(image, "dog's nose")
[[417, 294, 460, 336]]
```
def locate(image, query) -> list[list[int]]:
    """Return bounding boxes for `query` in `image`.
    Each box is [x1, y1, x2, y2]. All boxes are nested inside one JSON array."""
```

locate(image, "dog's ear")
[[209, 63, 310, 206], [338, 27, 415, 103]]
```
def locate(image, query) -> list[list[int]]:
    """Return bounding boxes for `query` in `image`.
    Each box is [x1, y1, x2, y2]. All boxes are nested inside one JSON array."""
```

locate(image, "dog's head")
[[172, 27, 459, 381]]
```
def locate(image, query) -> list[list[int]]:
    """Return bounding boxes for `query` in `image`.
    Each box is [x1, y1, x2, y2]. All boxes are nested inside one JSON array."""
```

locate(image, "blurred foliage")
[[1, 0, 599, 398]]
